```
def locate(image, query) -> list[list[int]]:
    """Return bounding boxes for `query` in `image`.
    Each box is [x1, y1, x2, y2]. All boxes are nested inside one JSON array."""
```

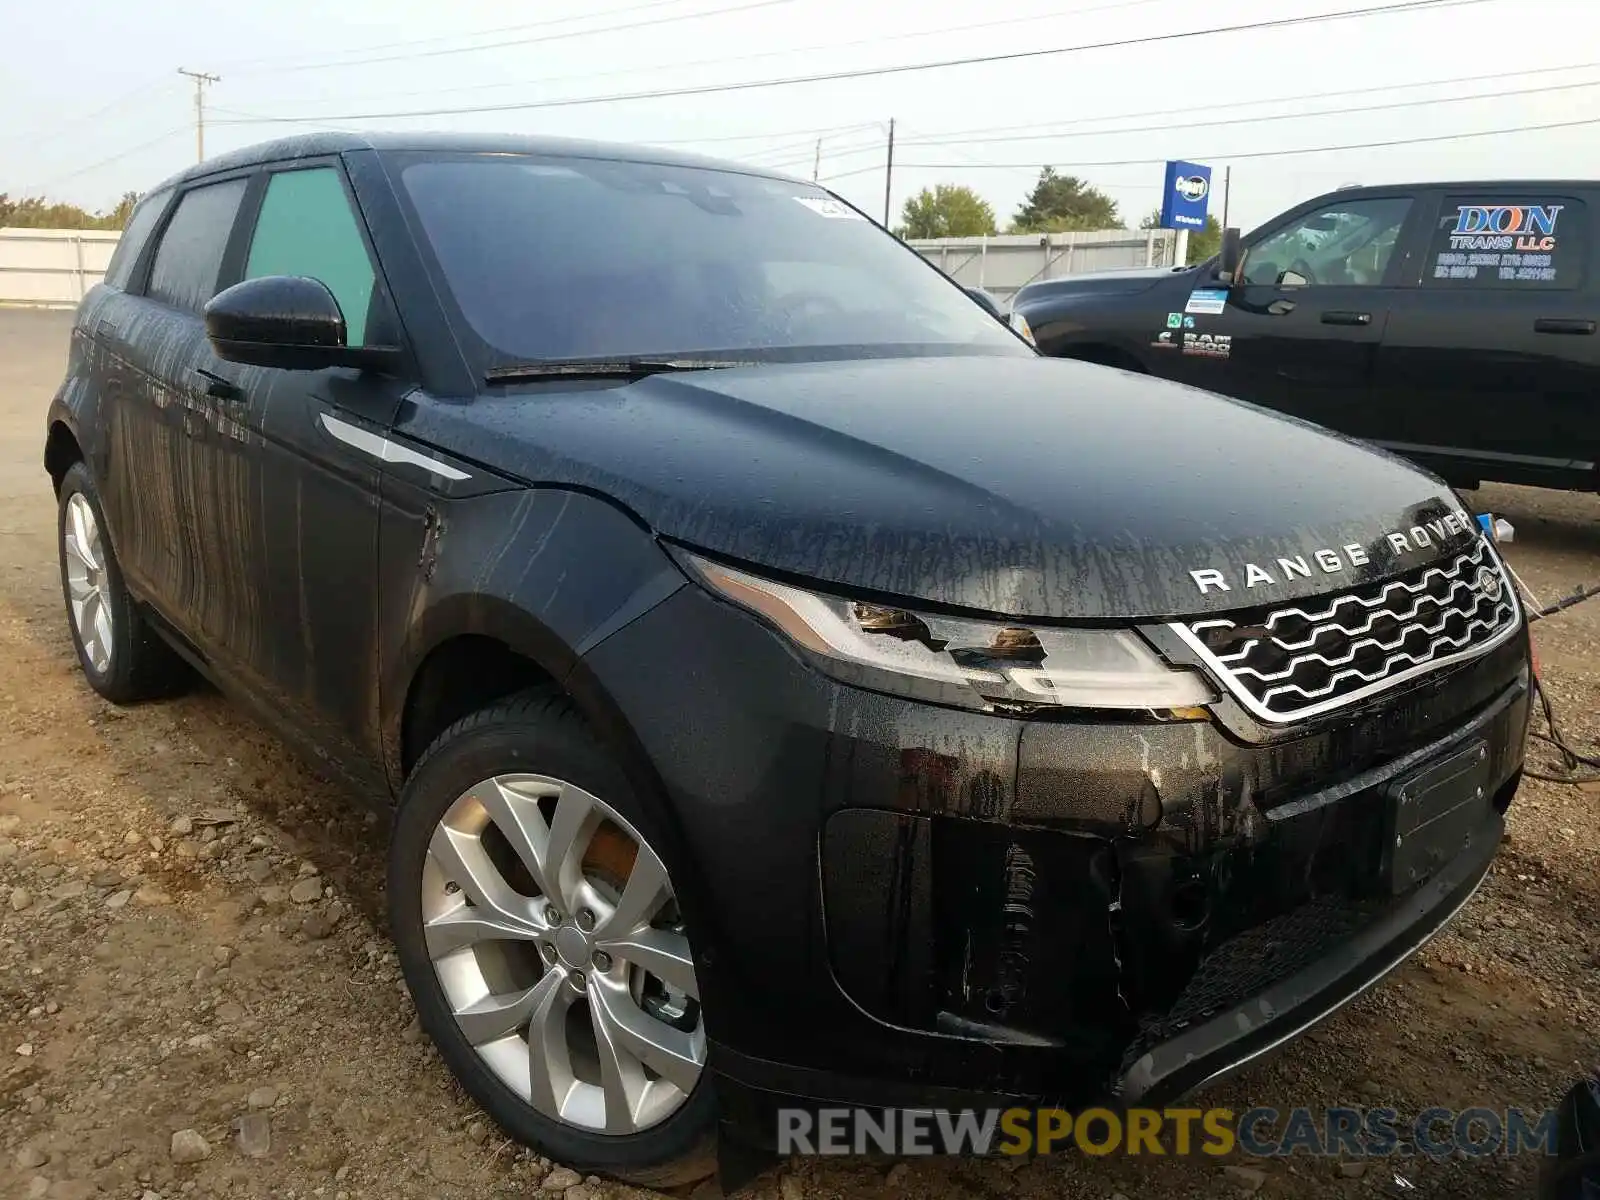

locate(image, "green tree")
[[1140, 210, 1222, 265], [0, 190, 140, 230], [1009, 167, 1120, 233], [897, 184, 997, 239]]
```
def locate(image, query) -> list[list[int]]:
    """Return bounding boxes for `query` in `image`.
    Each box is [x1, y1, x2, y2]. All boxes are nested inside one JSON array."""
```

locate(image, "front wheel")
[[387, 690, 715, 1186]]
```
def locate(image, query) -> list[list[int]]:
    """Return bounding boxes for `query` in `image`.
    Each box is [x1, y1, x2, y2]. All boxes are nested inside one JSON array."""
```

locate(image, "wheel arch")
[[44, 419, 84, 495]]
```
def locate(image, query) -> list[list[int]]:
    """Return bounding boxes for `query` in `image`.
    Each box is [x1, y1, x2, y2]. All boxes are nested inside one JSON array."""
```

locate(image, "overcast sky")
[[3, 0, 1596, 233]]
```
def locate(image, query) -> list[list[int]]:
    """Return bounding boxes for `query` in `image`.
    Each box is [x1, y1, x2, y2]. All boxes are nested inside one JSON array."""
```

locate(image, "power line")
[[820, 114, 1600, 181], [28, 126, 192, 191], [239, 0, 792, 75], [892, 59, 1600, 147], [0, 77, 174, 151], [222, 0, 695, 70], [675, 61, 1600, 169], [212, 0, 1182, 110], [897, 75, 1600, 149], [200, 0, 1498, 124]]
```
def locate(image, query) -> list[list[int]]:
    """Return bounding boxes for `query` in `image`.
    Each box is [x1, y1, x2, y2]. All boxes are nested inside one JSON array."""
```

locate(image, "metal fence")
[[907, 229, 1179, 300], [0, 228, 119, 307], [0, 225, 1182, 309]]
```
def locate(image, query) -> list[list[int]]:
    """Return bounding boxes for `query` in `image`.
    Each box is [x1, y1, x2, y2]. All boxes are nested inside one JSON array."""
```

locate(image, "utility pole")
[[882, 117, 895, 228], [1221, 165, 1232, 229], [812, 138, 821, 182], [177, 68, 221, 163]]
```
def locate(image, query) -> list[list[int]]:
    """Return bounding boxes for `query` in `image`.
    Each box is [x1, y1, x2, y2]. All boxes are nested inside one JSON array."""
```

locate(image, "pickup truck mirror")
[[204, 275, 402, 373], [964, 286, 1004, 320], [1217, 227, 1242, 283]]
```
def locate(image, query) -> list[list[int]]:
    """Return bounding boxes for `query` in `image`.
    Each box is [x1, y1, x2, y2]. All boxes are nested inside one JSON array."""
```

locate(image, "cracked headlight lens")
[[684, 554, 1213, 712]]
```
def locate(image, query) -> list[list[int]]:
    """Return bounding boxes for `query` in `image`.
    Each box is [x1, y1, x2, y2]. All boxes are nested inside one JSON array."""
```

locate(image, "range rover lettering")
[[45, 134, 1531, 1184]]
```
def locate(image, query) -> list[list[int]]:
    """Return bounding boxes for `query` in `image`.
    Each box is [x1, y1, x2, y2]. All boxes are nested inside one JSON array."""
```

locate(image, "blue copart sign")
[[1160, 160, 1213, 230]]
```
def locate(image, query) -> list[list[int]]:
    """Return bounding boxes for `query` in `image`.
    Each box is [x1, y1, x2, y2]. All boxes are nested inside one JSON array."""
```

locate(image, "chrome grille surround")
[[1169, 539, 1521, 725]]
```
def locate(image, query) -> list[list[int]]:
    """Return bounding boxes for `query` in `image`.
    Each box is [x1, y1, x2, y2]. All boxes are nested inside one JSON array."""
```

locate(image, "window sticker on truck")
[[1430, 203, 1568, 285], [1184, 288, 1228, 315]]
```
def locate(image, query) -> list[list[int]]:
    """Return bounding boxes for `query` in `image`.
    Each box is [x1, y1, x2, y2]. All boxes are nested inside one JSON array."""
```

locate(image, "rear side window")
[[244, 167, 377, 345], [1425, 195, 1586, 290], [146, 177, 249, 313], [103, 190, 170, 290]]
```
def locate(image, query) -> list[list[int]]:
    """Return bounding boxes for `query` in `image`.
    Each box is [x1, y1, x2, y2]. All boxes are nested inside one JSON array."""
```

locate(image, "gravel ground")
[[1, 308, 1597, 1200]]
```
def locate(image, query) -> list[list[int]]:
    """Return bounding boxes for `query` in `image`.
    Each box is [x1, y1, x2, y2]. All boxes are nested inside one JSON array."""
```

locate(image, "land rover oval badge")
[[1477, 566, 1503, 602]]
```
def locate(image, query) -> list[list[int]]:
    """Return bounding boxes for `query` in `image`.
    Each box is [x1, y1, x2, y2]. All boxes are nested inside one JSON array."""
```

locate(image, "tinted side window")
[[146, 178, 249, 313], [1425, 195, 1585, 290], [103, 190, 170, 290], [1242, 196, 1412, 288], [245, 167, 377, 345]]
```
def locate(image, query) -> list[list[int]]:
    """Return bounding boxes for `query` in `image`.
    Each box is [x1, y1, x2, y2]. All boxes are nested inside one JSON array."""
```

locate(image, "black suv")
[[46, 134, 1530, 1183], [1013, 181, 1600, 493]]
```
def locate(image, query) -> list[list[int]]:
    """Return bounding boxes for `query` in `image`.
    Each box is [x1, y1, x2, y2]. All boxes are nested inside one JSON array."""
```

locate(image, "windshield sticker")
[[1183, 315, 1196, 329], [1166, 312, 1183, 328], [1433, 204, 1563, 283], [1184, 288, 1228, 315], [793, 196, 867, 220]]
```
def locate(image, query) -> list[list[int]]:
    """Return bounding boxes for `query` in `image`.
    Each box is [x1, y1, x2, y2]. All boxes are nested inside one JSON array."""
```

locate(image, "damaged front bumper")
[[581, 582, 1530, 1140]]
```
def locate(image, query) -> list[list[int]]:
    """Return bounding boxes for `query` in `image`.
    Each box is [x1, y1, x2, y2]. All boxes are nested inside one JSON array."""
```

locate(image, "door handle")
[[1267, 298, 1296, 316], [1534, 318, 1596, 335], [193, 367, 244, 401], [1320, 310, 1372, 327]]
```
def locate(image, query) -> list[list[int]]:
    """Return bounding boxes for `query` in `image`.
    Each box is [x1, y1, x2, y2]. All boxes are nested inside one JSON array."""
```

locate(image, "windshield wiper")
[[484, 358, 756, 384]]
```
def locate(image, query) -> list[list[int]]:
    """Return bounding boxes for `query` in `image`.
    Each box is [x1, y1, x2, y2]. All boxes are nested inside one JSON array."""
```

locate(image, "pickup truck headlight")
[[684, 553, 1213, 713], [1008, 309, 1036, 346]]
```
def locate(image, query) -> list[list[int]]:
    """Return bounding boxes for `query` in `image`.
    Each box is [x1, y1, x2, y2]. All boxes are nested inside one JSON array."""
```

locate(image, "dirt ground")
[[1, 307, 1597, 1200]]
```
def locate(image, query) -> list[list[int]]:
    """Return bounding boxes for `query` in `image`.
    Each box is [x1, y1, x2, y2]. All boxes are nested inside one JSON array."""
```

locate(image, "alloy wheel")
[[63, 491, 113, 674], [420, 773, 705, 1134]]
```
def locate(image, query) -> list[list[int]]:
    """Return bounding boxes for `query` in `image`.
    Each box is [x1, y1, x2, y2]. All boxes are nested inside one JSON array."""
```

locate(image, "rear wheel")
[[56, 462, 188, 703], [388, 690, 715, 1186]]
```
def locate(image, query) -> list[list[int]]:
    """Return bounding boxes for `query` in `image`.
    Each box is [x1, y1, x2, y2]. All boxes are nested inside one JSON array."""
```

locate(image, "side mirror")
[[204, 276, 401, 372], [1218, 227, 1242, 283], [964, 285, 1003, 320]]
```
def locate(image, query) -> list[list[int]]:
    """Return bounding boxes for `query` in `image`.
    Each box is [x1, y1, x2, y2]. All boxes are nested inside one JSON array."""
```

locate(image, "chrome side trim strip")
[[319, 413, 471, 482]]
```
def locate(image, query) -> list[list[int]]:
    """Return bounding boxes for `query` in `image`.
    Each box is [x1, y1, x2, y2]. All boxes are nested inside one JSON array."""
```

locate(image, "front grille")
[[1173, 540, 1519, 723]]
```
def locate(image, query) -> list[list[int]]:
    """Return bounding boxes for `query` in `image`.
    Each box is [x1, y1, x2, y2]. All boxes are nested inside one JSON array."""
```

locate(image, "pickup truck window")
[[1242, 196, 1411, 288], [396, 154, 1026, 366], [1425, 195, 1585, 290], [245, 167, 377, 345], [146, 178, 249, 315]]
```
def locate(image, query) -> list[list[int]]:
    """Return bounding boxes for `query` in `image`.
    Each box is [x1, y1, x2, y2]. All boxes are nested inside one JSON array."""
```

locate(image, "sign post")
[[1159, 160, 1213, 266]]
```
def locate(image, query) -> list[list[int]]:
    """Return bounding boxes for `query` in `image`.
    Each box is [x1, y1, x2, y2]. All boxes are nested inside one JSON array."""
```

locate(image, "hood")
[[450, 355, 1478, 621], [1013, 266, 1191, 307]]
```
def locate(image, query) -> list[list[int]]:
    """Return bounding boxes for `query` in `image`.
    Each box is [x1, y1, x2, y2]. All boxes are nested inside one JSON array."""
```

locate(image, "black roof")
[[146, 130, 805, 196]]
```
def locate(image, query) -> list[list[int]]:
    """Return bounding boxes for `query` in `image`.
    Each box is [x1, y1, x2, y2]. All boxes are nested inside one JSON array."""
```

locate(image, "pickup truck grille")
[[1172, 540, 1520, 724]]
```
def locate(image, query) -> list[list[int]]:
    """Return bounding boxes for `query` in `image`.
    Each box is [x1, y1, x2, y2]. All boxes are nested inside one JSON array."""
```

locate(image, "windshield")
[[394, 153, 1028, 366]]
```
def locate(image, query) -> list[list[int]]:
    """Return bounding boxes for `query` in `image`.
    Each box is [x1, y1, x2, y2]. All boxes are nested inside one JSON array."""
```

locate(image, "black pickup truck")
[[1011, 181, 1600, 493]]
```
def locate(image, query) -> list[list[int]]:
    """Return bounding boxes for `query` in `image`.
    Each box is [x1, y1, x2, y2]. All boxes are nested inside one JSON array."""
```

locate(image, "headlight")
[[1008, 309, 1036, 346], [683, 553, 1213, 713]]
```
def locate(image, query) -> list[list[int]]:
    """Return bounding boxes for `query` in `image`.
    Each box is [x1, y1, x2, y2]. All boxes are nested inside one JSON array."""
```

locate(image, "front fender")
[[376, 483, 686, 794]]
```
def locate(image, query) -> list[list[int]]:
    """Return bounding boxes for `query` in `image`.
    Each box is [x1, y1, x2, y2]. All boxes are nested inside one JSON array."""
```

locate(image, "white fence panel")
[[907, 229, 1179, 299], [0, 229, 120, 307]]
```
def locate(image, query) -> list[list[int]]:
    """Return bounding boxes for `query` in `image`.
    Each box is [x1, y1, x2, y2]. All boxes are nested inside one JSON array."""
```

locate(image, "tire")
[[388, 689, 716, 1187], [56, 461, 189, 704]]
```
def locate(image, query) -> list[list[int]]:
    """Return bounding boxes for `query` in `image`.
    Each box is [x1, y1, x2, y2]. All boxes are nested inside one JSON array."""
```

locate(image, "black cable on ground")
[[1502, 563, 1600, 786]]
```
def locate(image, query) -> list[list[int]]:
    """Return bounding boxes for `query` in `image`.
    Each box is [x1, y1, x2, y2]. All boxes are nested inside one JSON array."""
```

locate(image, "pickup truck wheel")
[[389, 690, 715, 1186], [56, 462, 189, 703]]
